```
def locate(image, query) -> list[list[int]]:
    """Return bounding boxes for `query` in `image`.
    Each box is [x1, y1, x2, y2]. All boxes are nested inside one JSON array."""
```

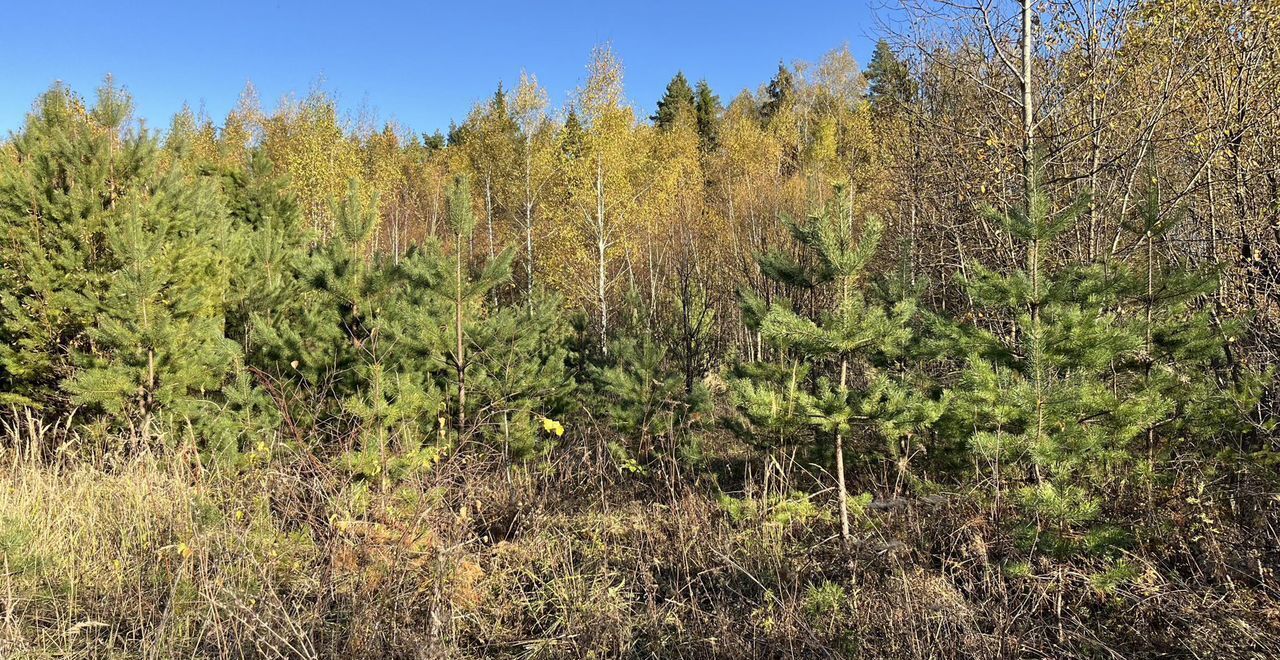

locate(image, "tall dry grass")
[[1, 410, 1278, 658]]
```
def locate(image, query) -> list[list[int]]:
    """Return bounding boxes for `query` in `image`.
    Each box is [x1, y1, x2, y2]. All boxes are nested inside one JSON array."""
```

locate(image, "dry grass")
[[1, 412, 1278, 658]]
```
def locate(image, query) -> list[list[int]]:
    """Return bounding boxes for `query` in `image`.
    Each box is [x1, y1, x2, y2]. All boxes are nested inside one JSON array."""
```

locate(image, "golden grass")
[[2, 413, 1278, 658]]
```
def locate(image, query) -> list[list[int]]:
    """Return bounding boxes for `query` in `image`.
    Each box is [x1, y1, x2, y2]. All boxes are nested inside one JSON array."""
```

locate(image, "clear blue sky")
[[2, 1, 880, 136]]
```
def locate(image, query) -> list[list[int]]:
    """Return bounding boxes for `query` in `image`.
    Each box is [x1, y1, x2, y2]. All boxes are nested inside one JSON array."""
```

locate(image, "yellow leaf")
[[541, 417, 565, 436]]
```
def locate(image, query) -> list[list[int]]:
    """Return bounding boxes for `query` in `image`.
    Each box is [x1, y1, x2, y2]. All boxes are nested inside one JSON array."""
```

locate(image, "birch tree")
[[575, 44, 645, 354], [512, 72, 558, 305]]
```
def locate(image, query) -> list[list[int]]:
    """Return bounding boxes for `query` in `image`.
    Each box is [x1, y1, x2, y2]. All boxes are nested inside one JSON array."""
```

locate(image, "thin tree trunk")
[[1022, 0, 1039, 329], [836, 356, 851, 541], [525, 199, 534, 309], [525, 146, 535, 308], [455, 230, 466, 430], [485, 175, 496, 261], [1088, 97, 1101, 261], [596, 158, 609, 355], [1021, 0, 1035, 208]]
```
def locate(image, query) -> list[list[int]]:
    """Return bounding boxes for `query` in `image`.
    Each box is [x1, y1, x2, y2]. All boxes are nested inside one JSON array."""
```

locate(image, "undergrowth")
[[1, 412, 1277, 659]]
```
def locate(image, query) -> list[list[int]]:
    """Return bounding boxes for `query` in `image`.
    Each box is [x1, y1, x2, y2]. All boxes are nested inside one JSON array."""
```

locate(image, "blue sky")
[[2, 1, 880, 136]]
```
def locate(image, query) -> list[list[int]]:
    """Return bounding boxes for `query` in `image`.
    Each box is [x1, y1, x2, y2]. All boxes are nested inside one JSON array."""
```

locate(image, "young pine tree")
[[593, 331, 710, 473], [218, 152, 312, 352], [0, 83, 239, 432], [729, 185, 938, 539], [465, 293, 576, 457], [939, 173, 1263, 557], [444, 174, 516, 431], [251, 180, 446, 481], [395, 239, 572, 457], [575, 287, 703, 473]]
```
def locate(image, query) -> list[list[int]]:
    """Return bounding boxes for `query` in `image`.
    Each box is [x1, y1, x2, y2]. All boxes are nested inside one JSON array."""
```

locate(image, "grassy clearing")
[[1, 415, 1277, 659]]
